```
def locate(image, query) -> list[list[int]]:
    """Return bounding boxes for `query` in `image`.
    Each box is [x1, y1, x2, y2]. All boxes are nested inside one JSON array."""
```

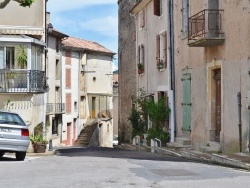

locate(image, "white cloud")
[[48, 0, 117, 12], [79, 16, 118, 37]]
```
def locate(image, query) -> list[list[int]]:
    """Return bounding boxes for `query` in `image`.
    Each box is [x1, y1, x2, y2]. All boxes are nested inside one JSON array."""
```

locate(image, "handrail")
[[154, 138, 161, 155], [135, 135, 141, 151]]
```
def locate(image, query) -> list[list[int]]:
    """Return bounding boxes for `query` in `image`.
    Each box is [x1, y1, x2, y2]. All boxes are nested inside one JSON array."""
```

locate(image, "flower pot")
[[138, 69, 144, 74], [32, 142, 46, 153]]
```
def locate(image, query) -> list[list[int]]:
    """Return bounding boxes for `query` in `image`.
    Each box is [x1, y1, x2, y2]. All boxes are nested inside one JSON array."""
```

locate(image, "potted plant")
[[30, 134, 48, 153], [30, 122, 48, 153], [137, 63, 144, 74], [157, 59, 164, 70], [16, 45, 27, 69]]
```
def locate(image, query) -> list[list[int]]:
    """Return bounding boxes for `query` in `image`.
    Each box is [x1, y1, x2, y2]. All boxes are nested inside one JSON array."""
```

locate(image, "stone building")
[[174, 0, 250, 152], [118, 0, 137, 142]]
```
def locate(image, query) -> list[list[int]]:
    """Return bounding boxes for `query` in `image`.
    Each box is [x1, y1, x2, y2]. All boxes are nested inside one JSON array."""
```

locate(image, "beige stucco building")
[[174, 0, 250, 152], [130, 0, 174, 140], [0, 0, 47, 135]]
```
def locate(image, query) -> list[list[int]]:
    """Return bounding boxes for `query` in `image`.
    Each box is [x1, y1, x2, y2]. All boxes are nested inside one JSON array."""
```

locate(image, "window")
[[154, 0, 162, 16], [182, 0, 189, 37], [56, 59, 60, 80], [52, 118, 58, 135], [74, 101, 77, 111], [31, 45, 42, 70], [0, 45, 30, 70], [156, 31, 167, 69], [138, 44, 144, 65]]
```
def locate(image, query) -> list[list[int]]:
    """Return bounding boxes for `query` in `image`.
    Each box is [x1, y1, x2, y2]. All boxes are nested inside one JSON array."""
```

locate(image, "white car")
[[0, 111, 30, 161]]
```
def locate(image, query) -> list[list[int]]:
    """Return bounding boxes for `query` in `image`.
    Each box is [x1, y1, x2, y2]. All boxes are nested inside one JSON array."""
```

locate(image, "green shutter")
[[182, 73, 191, 131]]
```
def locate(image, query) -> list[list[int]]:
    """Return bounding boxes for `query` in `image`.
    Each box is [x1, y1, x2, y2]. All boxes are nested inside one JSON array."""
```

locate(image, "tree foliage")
[[0, 0, 35, 9]]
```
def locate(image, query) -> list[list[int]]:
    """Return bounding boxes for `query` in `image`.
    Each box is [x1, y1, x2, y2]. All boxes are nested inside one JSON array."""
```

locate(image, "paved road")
[[0, 147, 250, 188]]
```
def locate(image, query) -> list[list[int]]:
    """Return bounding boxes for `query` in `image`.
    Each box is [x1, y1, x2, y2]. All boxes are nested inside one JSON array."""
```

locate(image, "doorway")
[[213, 69, 221, 142]]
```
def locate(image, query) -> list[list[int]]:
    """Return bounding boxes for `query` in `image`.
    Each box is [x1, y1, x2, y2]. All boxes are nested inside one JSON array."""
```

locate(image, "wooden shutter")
[[66, 68, 71, 88], [182, 73, 191, 131], [154, 0, 160, 16], [156, 35, 160, 64], [66, 93, 72, 114], [65, 50, 71, 65], [138, 45, 141, 64], [163, 31, 167, 68]]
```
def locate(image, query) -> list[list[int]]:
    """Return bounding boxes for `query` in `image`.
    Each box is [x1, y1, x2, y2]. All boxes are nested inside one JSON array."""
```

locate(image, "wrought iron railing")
[[46, 103, 65, 114], [188, 9, 224, 42], [0, 70, 46, 93]]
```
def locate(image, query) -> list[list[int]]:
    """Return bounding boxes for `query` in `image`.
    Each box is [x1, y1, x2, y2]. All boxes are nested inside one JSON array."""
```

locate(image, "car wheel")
[[0, 151, 5, 158], [15, 152, 26, 161]]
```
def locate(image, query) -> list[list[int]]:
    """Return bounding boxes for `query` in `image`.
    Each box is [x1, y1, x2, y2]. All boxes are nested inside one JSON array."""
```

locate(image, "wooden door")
[[91, 97, 96, 118], [214, 69, 221, 142], [182, 73, 191, 131]]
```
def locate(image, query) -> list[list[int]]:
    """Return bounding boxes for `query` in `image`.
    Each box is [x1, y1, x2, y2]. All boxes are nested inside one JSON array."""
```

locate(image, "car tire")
[[15, 152, 26, 161], [0, 151, 5, 158]]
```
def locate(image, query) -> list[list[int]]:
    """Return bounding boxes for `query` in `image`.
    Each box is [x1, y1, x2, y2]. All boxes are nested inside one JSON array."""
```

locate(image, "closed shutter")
[[66, 68, 71, 88], [65, 50, 71, 65], [66, 93, 72, 114], [182, 73, 191, 131]]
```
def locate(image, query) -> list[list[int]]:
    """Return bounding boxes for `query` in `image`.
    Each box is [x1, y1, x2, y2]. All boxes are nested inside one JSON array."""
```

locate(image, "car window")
[[0, 112, 25, 126]]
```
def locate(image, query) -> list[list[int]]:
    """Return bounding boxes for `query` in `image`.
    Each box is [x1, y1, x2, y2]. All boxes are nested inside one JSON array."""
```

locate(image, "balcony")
[[0, 70, 46, 93], [46, 103, 65, 114], [188, 9, 225, 47]]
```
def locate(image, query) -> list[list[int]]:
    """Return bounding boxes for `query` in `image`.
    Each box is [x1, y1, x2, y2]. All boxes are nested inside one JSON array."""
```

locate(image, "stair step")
[[176, 137, 191, 146]]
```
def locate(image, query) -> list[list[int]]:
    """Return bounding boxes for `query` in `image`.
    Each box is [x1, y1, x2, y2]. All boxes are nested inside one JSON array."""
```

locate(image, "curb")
[[26, 150, 55, 157], [211, 154, 250, 170]]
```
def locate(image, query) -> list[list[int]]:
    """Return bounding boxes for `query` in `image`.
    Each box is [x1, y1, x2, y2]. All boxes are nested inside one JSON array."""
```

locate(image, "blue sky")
[[47, 0, 118, 70]]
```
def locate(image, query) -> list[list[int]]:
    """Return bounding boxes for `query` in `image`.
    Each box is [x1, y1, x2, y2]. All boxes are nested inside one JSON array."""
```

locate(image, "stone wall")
[[118, 0, 137, 143]]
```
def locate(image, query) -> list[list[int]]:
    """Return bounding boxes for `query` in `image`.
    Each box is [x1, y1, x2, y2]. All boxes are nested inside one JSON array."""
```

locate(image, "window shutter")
[[66, 93, 72, 114], [154, 0, 161, 16], [81, 53, 87, 65], [65, 50, 71, 65], [163, 31, 167, 68], [66, 68, 71, 88], [156, 35, 160, 63]]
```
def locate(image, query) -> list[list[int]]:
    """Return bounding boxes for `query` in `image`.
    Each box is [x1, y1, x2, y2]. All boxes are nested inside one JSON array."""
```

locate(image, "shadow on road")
[[55, 146, 192, 163]]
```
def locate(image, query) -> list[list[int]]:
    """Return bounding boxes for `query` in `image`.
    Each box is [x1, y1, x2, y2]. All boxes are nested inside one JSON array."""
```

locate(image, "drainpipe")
[[237, 92, 242, 152], [169, 0, 176, 142]]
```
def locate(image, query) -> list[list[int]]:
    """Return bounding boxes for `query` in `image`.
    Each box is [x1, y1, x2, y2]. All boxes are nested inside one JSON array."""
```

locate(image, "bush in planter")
[[128, 108, 146, 139], [29, 122, 48, 153], [146, 126, 170, 146]]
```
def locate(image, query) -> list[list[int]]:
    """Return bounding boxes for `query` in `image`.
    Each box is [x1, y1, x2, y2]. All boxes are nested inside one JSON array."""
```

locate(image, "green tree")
[[0, 0, 35, 9]]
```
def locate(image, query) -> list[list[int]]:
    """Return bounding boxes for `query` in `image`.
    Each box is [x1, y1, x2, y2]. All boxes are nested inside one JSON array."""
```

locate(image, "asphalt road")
[[0, 147, 250, 188]]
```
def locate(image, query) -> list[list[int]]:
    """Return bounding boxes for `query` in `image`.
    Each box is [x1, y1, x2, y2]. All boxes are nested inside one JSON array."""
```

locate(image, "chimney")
[[46, 12, 51, 24]]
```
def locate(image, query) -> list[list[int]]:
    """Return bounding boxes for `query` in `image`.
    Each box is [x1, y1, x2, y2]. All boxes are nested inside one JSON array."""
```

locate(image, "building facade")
[[174, 0, 250, 152], [61, 37, 115, 146], [0, 0, 47, 135]]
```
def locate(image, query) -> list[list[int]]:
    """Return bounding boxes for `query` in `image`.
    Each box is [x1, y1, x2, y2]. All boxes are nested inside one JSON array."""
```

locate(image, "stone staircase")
[[166, 137, 192, 149], [73, 120, 98, 147]]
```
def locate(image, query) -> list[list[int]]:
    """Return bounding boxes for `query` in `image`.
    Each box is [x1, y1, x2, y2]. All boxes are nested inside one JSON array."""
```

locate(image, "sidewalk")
[[119, 143, 250, 171]]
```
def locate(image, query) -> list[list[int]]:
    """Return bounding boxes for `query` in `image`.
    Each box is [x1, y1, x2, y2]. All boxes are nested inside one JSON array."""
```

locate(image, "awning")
[[0, 25, 44, 36]]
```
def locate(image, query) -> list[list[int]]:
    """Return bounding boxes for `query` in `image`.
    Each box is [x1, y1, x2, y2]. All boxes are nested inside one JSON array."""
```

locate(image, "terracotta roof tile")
[[62, 37, 115, 55]]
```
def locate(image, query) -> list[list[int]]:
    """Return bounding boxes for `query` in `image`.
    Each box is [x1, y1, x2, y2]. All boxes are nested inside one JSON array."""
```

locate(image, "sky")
[[47, 0, 118, 70]]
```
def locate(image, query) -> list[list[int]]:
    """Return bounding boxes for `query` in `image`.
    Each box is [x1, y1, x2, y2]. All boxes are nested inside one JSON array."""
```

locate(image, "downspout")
[[60, 46, 63, 143], [43, 0, 48, 139], [169, 0, 176, 142]]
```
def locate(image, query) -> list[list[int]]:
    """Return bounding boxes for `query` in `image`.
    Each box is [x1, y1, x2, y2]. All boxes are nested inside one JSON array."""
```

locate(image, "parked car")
[[0, 111, 30, 161], [113, 135, 118, 147]]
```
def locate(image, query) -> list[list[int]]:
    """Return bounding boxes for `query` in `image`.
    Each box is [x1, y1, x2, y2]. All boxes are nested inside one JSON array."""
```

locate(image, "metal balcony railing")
[[46, 103, 65, 114], [0, 70, 46, 93], [188, 9, 224, 47]]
